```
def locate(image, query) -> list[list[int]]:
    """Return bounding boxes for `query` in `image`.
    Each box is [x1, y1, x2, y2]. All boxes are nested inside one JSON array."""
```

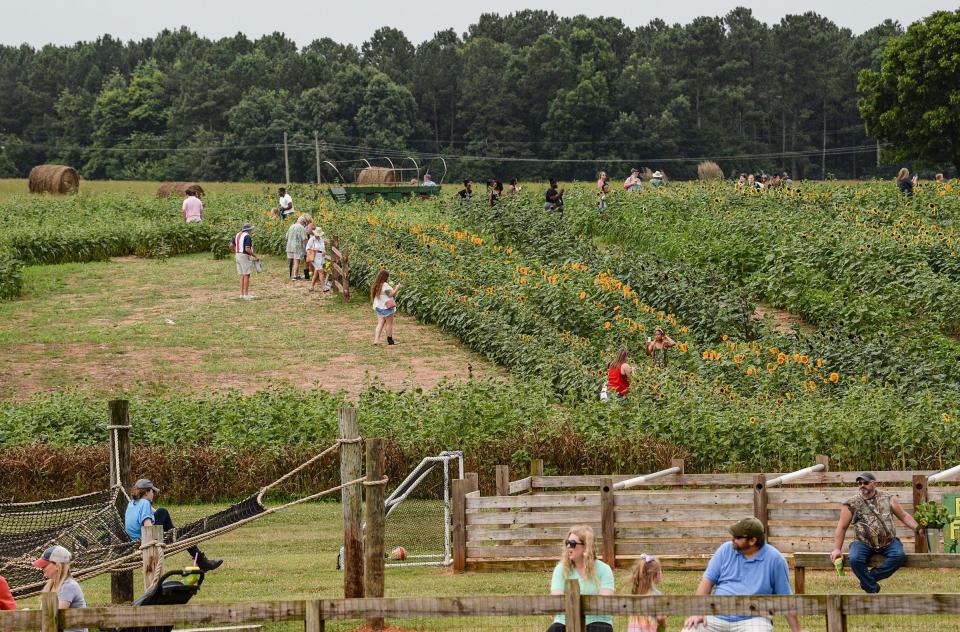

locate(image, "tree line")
[[0, 8, 942, 182]]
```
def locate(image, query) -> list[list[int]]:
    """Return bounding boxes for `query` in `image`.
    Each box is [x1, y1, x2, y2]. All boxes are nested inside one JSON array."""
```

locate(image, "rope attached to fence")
[[256, 440, 347, 500]]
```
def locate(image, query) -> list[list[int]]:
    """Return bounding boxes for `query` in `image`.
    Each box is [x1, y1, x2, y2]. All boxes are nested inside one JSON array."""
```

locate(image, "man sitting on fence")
[[829, 471, 919, 593], [682, 518, 807, 632]]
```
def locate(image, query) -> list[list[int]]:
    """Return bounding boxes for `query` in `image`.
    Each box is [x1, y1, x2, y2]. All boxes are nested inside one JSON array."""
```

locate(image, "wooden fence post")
[[141, 524, 165, 591], [826, 594, 847, 632], [108, 399, 134, 604], [564, 578, 585, 632], [339, 406, 363, 598], [452, 479, 466, 572], [753, 474, 769, 537], [913, 474, 929, 553], [464, 472, 479, 495], [671, 458, 685, 489], [815, 454, 830, 471], [601, 478, 616, 568], [529, 459, 544, 499], [305, 599, 324, 632], [495, 465, 510, 496], [364, 438, 385, 630], [39, 592, 60, 632]]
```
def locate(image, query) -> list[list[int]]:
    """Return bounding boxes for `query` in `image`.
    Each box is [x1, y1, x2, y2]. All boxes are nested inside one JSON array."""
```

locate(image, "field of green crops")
[[1, 178, 959, 499]]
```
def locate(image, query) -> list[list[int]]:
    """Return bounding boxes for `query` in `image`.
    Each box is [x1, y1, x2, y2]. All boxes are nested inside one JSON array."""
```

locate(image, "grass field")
[[0, 252, 500, 399], [12, 502, 956, 631], [0, 178, 272, 200]]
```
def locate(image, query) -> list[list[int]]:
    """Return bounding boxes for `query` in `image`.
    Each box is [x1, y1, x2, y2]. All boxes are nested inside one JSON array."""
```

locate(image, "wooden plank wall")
[[463, 467, 960, 566]]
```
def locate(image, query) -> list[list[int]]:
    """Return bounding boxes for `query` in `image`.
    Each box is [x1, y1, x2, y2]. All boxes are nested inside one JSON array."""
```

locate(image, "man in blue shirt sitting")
[[682, 518, 808, 632]]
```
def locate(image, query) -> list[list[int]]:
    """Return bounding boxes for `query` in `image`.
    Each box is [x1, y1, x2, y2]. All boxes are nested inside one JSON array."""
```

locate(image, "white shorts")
[[235, 253, 253, 276]]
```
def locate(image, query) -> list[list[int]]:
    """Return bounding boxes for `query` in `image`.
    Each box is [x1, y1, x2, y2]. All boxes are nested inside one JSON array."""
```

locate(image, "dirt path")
[[752, 302, 814, 335], [0, 254, 503, 400]]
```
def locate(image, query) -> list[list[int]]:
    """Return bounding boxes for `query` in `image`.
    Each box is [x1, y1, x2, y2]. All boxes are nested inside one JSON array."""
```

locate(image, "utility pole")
[[876, 139, 881, 168], [821, 98, 827, 180], [283, 131, 290, 185], [315, 131, 321, 184]]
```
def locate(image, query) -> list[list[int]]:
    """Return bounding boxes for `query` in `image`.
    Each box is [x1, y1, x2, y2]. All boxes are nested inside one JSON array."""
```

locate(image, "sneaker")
[[292, 276, 302, 282], [241, 294, 255, 300]]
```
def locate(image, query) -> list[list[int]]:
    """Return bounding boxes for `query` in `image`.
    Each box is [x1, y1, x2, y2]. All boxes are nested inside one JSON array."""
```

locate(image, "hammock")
[[0, 440, 370, 599]]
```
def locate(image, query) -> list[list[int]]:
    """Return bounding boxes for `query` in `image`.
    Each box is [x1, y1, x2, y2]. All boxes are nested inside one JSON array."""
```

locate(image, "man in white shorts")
[[682, 518, 808, 632]]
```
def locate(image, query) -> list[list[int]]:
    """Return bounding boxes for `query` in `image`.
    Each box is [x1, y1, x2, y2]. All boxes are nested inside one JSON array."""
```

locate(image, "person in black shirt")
[[896, 167, 917, 196], [457, 179, 473, 199], [489, 180, 503, 207], [545, 178, 564, 215]]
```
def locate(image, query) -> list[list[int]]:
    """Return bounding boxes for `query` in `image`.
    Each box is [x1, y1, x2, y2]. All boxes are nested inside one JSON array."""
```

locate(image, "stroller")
[[107, 568, 205, 632]]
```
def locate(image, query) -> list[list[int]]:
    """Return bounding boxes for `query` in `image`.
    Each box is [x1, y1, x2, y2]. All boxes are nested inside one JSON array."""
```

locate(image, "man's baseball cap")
[[855, 472, 877, 483], [33, 545, 72, 568], [134, 478, 160, 493], [729, 517, 765, 539]]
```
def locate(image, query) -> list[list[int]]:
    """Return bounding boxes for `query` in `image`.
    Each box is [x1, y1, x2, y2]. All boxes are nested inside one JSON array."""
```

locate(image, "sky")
[[0, 0, 956, 48]]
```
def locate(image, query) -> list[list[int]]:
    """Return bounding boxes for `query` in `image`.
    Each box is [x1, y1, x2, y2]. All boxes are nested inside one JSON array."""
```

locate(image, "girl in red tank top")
[[606, 348, 633, 398]]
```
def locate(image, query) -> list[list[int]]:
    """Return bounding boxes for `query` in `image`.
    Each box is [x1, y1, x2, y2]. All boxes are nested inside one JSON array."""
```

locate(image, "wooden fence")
[[5, 584, 960, 632], [327, 236, 350, 302], [456, 457, 960, 571]]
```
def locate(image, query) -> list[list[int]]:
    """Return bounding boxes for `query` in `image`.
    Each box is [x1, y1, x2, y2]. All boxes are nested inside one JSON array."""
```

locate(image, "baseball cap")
[[729, 517, 765, 539], [33, 545, 72, 568], [134, 478, 160, 493], [855, 472, 877, 483], [240, 223, 254, 232]]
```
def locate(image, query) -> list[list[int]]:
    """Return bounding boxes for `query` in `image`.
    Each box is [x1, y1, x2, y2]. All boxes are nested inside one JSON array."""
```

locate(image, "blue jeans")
[[848, 538, 905, 593]]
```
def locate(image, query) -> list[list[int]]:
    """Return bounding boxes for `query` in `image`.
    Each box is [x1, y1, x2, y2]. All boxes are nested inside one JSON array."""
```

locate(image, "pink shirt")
[[182, 196, 203, 222]]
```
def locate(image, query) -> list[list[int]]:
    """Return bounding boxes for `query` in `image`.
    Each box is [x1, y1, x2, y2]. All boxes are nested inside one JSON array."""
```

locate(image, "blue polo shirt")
[[124, 499, 155, 540], [704, 541, 792, 622]]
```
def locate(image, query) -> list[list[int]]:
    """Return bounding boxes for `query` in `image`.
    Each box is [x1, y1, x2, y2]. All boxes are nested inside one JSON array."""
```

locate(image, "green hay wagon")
[[322, 156, 446, 204], [327, 184, 442, 203]]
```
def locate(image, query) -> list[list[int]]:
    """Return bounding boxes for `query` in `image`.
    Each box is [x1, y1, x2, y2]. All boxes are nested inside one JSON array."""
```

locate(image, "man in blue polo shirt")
[[682, 518, 808, 632]]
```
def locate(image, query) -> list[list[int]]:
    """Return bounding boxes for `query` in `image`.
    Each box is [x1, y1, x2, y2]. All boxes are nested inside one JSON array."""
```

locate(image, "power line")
[[13, 138, 886, 166]]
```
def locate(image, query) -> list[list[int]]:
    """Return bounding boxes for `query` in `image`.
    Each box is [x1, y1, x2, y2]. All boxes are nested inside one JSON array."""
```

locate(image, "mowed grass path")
[[0, 253, 501, 399], [15, 503, 959, 631]]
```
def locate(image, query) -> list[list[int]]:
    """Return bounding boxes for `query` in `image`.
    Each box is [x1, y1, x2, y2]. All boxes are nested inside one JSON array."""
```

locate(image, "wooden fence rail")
[[459, 459, 960, 571], [7, 588, 960, 632]]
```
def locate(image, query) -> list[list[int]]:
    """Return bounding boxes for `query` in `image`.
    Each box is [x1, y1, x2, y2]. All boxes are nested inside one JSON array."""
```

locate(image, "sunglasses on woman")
[[565, 539, 583, 548]]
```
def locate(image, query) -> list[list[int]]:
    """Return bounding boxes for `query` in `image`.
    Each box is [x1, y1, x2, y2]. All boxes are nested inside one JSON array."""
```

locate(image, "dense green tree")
[[0, 9, 954, 181], [361, 27, 415, 87], [859, 10, 960, 172]]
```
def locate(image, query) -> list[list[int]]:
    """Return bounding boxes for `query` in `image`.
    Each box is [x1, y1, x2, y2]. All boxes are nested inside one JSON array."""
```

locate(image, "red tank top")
[[607, 364, 629, 396]]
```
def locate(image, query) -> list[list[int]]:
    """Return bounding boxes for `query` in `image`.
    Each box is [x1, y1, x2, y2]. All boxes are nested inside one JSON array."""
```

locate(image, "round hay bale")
[[156, 182, 205, 198], [697, 160, 724, 180], [28, 165, 80, 195], [356, 167, 397, 185]]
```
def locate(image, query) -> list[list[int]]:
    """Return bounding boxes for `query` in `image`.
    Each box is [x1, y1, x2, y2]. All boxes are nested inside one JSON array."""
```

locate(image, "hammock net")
[[0, 487, 265, 599]]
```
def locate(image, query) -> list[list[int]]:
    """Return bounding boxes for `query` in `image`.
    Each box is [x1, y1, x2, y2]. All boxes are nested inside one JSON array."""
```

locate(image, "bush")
[[0, 248, 23, 300]]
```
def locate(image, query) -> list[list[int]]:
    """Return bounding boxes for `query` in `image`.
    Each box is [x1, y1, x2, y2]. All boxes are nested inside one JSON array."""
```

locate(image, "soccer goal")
[[338, 450, 464, 569]]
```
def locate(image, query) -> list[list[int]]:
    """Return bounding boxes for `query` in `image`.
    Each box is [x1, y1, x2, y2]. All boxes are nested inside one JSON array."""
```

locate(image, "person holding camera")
[[545, 178, 564, 215]]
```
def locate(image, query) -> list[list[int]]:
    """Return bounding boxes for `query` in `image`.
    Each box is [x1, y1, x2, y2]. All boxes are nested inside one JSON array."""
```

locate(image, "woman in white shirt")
[[306, 228, 327, 292], [371, 269, 400, 345]]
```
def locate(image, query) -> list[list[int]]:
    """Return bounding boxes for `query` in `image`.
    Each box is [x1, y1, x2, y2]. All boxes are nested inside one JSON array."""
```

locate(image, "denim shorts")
[[375, 307, 396, 318]]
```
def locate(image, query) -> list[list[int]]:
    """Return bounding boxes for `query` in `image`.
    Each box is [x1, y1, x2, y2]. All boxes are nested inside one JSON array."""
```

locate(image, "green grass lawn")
[[0, 253, 501, 399], [12, 503, 957, 631], [0, 179, 272, 201]]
